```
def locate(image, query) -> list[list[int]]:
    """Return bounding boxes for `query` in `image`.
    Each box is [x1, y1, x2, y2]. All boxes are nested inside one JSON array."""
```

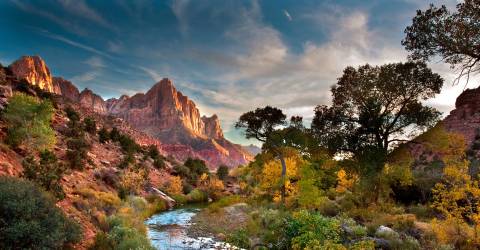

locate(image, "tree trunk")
[[279, 153, 287, 205]]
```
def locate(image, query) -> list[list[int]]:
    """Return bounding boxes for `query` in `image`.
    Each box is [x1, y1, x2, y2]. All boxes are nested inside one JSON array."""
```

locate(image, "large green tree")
[[403, 0, 480, 83], [311, 62, 443, 169]]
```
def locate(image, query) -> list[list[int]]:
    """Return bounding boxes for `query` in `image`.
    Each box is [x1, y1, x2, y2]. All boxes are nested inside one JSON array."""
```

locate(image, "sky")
[[0, 0, 476, 146]]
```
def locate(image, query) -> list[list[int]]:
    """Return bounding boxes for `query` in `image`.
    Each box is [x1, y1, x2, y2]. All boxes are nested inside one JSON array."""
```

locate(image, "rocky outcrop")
[[79, 88, 107, 114], [9, 56, 57, 93], [202, 115, 224, 139], [53, 77, 80, 101], [443, 87, 480, 146]]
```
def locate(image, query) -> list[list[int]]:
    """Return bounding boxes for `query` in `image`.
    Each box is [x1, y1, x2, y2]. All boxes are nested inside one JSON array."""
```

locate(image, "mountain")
[[105, 78, 252, 167], [8, 55, 252, 168]]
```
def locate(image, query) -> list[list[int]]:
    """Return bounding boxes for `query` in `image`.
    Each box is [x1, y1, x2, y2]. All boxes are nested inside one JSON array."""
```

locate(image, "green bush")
[[285, 210, 342, 249], [153, 158, 165, 169], [83, 117, 97, 134], [0, 176, 81, 249], [65, 106, 83, 137], [90, 215, 153, 250], [98, 127, 110, 143], [3, 93, 55, 150], [22, 150, 66, 199], [217, 165, 229, 180], [174, 158, 210, 185], [187, 189, 208, 203], [118, 134, 140, 154], [226, 229, 250, 249], [66, 137, 91, 170], [109, 127, 121, 141]]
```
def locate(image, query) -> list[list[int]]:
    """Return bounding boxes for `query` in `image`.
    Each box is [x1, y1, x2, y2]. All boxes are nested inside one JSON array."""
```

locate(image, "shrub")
[[118, 134, 140, 154], [226, 229, 250, 249], [0, 176, 81, 249], [90, 214, 154, 250], [285, 210, 342, 249], [83, 117, 97, 134], [147, 145, 160, 159], [217, 165, 229, 180], [66, 137, 91, 170], [165, 175, 183, 195], [153, 157, 165, 169], [65, 106, 82, 137], [3, 93, 55, 150], [186, 189, 208, 203], [109, 127, 121, 141], [98, 127, 110, 143], [183, 157, 209, 183], [119, 169, 147, 198], [22, 150, 66, 199]]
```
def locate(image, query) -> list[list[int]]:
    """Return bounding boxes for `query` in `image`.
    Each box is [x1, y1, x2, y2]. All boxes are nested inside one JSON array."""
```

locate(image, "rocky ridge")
[[8, 56, 252, 168]]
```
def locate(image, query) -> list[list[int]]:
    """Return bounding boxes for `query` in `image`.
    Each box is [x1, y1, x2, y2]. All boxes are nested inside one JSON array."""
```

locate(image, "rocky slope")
[[8, 55, 252, 168]]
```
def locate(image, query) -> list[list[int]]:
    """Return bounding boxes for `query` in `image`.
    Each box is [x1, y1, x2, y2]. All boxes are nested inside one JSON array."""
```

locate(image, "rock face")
[[53, 77, 80, 101], [9, 56, 56, 93], [79, 88, 107, 114], [107, 78, 252, 167], [443, 87, 480, 146]]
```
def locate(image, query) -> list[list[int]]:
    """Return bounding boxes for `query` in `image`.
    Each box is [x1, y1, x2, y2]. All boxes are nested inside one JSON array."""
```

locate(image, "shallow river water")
[[145, 206, 238, 250]]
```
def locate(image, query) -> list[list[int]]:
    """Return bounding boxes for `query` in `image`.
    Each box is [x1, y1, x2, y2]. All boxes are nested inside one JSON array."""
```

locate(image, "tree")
[[83, 117, 97, 134], [311, 62, 443, 169], [217, 165, 229, 181], [66, 137, 91, 170], [0, 176, 81, 249], [183, 158, 209, 184], [236, 106, 305, 204], [65, 106, 82, 137], [22, 150, 66, 199], [98, 127, 110, 143], [3, 93, 55, 151], [403, 1, 480, 84]]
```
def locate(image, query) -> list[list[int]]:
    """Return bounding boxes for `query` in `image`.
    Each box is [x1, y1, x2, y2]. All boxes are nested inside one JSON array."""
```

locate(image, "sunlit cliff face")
[[9, 56, 55, 93]]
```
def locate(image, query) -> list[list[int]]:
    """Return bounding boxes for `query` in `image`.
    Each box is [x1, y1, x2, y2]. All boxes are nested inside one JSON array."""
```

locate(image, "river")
[[145, 205, 238, 250]]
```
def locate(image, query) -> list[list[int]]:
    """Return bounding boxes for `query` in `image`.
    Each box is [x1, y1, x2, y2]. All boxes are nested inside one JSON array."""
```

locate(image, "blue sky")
[[0, 0, 474, 145]]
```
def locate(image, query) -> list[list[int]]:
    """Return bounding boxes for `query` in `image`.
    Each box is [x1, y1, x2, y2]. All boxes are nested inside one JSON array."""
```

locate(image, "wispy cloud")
[[138, 66, 163, 82], [34, 28, 113, 59], [170, 0, 190, 36], [85, 56, 106, 68], [56, 0, 114, 29], [283, 9, 292, 21]]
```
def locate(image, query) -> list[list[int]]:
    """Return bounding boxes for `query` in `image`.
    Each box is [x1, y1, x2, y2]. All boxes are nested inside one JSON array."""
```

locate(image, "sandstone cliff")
[[53, 77, 80, 101], [9, 55, 56, 93], [106, 78, 252, 167], [443, 87, 480, 146]]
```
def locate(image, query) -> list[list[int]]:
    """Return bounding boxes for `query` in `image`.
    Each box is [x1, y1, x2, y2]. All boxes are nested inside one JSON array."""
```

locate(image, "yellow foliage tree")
[[336, 169, 357, 193], [165, 175, 183, 195], [120, 168, 147, 196], [260, 154, 303, 203], [430, 126, 480, 247]]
